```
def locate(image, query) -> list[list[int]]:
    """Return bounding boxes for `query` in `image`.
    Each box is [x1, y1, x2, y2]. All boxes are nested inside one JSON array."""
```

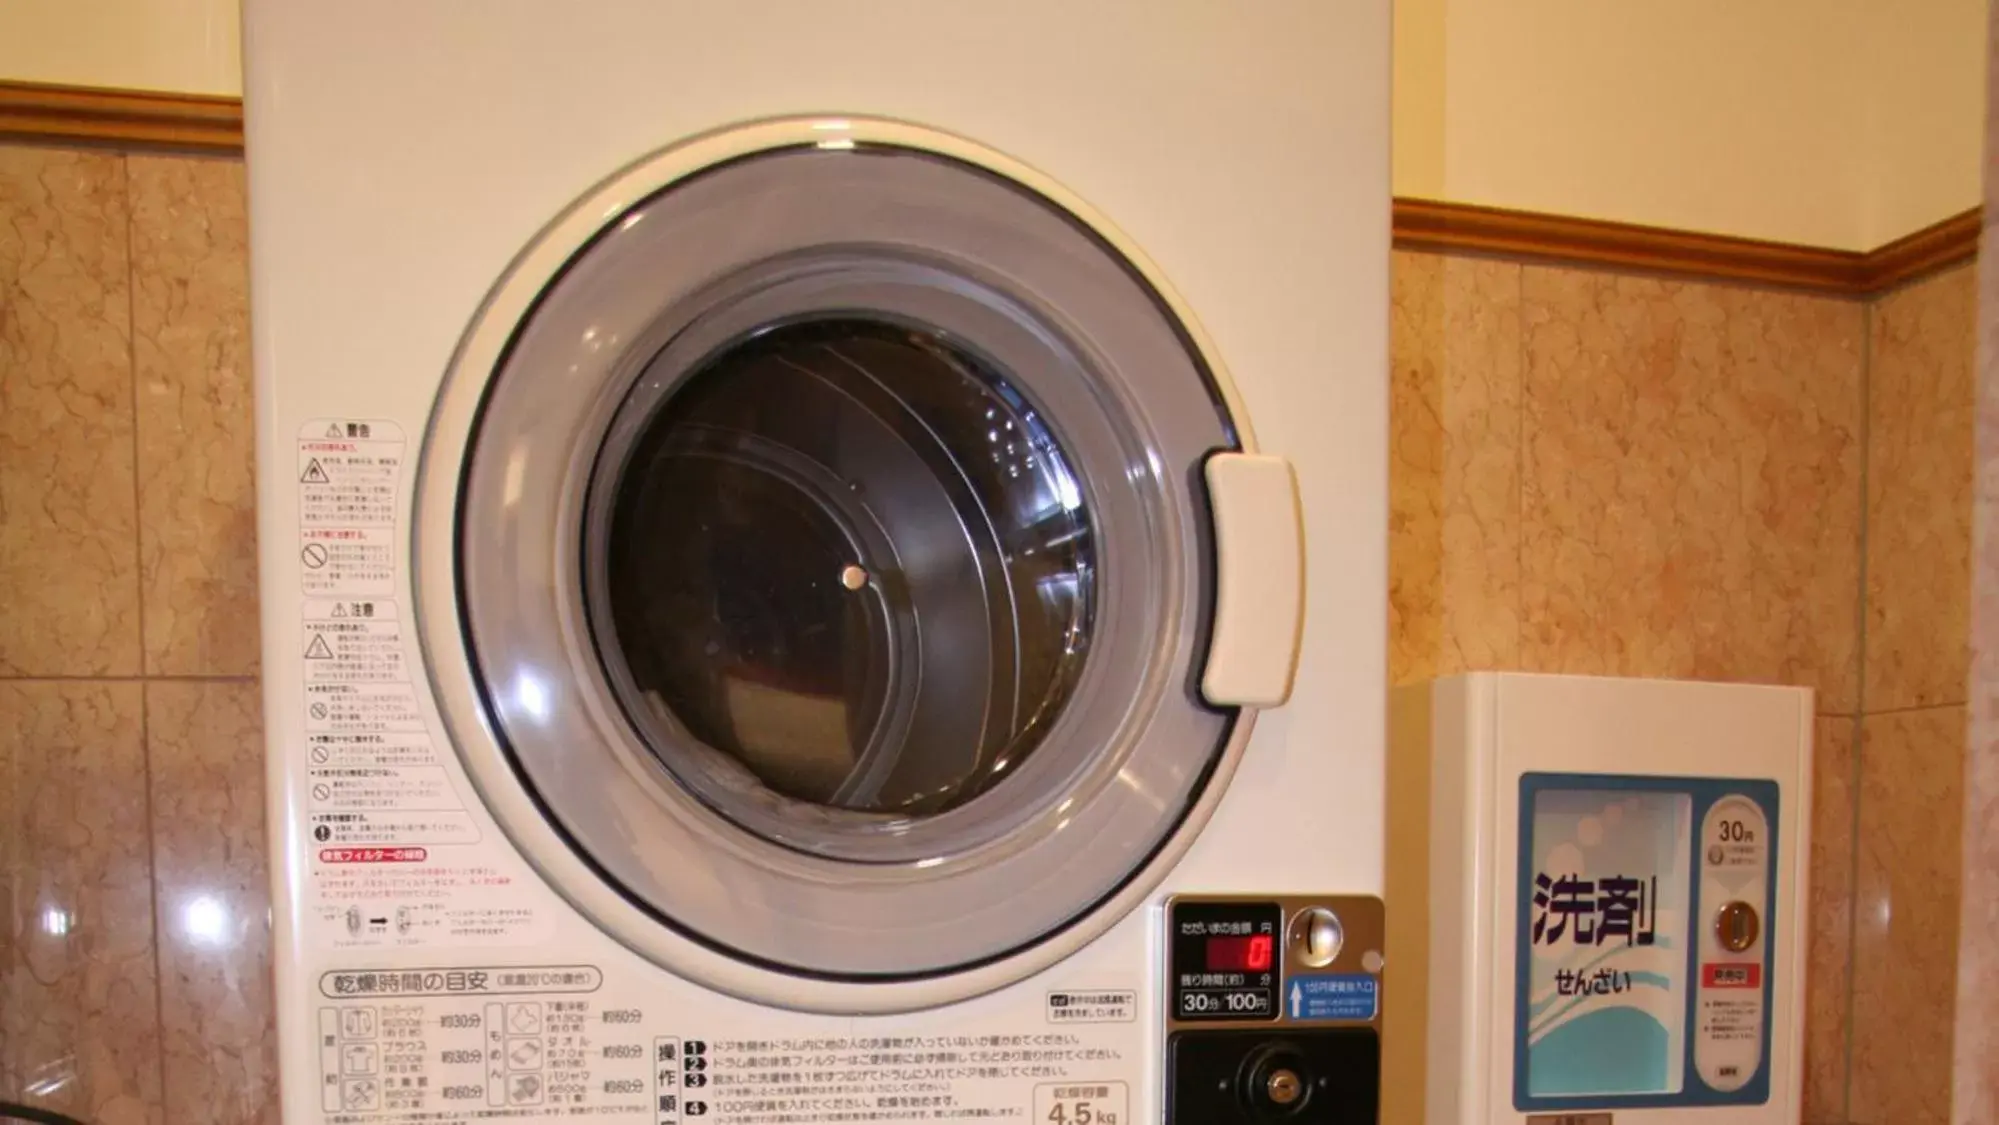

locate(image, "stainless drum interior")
[[587, 315, 1096, 845]]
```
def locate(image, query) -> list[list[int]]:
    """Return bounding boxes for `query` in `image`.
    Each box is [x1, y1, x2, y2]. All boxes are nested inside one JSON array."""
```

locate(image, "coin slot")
[[1287, 907, 1344, 969], [1714, 900, 1760, 953]]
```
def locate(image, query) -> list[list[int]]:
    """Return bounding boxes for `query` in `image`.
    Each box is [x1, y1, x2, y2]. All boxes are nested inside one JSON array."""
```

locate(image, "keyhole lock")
[[1264, 1069, 1303, 1107]]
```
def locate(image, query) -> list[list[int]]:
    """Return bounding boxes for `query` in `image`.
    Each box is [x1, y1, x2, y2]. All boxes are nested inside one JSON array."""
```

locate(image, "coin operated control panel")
[[1164, 896, 1383, 1125]]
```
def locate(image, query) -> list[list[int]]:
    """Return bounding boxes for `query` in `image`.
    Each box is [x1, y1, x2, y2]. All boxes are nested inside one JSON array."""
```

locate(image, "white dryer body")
[[247, 5, 1390, 1124]]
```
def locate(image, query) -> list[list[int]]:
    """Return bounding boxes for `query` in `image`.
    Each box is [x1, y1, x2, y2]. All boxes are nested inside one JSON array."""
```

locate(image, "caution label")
[[302, 599, 468, 848], [306, 682, 429, 734], [303, 599, 409, 684], [309, 765, 460, 814], [300, 528, 395, 596], [298, 418, 404, 598], [295, 417, 549, 953], [311, 809, 480, 847], [307, 731, 439, 769], [299, 420, 404, 532]]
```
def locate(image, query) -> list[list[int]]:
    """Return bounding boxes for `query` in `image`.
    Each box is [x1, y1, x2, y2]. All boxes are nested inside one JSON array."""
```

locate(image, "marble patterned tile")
[[1957, 219, 1999, 1125], [1804, 714, 1855, 1125], [1989, 8, 1999, 205], [1866, 264, 1977, 713], [131, 155, 259, 677], [1519, 267, 1864, 712], [1388, 250, 1522, 685], [146, 681, 280, 1125], [0, 146, 140, 676], [1850, 706, 1965, 1125], [0, 688, 8, 1101], [0, 682, 162, 1124]]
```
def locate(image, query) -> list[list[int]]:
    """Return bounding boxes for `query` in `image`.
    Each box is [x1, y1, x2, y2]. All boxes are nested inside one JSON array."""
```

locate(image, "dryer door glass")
[[453, 143, 1238, 976], [594, 318, 1091, 825]]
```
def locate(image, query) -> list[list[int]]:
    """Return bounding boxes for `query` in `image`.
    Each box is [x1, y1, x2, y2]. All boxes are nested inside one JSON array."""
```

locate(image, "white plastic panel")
[[1389, 673, 1811, 1125]]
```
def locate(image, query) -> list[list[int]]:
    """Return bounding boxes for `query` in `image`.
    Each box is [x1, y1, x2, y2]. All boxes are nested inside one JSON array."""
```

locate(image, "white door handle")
[[1200, 452, 1304, 707]]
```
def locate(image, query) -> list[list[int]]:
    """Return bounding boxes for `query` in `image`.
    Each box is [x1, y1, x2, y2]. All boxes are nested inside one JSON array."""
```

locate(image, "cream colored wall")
[[1394, 0, 1984, 250], [0, 0, 1980, 248], [0, 0, 239, 96], [1863, 0, 1991, 246]]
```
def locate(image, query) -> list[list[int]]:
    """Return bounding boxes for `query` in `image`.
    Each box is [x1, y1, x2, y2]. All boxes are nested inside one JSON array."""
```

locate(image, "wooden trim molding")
[[1392, 198, 1979, 296], [1393, 197, 1867, 292], [0, 79, 241, 153], [1863, 207, 1985, 293], [0, 79, 1978, 294]]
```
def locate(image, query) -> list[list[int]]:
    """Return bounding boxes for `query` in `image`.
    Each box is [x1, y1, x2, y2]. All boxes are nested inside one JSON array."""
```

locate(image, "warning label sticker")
[[299, 419, 402, 597], [296, 418, 546, 954], [300, 421, 404, 527], [308, 731, 438, 769], [301, 597, 468, 851], [304, 599, 410, 683], [301, 528, 396, 596], [310, 764, 459, 814], [307, 682, 429, 734], [310, 808, 480, 847]]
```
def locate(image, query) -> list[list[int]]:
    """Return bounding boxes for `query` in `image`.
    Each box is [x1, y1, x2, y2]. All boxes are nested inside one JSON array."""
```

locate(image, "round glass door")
[[439, 134, 1239, 981], [592, 317, 1093, 841]]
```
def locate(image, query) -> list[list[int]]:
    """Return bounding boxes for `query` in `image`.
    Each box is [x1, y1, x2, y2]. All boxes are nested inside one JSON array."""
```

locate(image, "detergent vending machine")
[[1384, 673, 1811, 1125]]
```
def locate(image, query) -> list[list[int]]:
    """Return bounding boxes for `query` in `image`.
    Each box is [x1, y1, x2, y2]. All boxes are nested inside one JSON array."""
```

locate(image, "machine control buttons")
[[1164, 897, 1383, 1123], [1165, 895, 1382, 1031], [1287, 907, 1344, 968], [1714, 900, 1760, 952]]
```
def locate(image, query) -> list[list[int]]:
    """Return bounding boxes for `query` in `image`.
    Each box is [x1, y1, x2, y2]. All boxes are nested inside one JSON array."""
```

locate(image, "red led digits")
[[1205, 933, 1274, 971]]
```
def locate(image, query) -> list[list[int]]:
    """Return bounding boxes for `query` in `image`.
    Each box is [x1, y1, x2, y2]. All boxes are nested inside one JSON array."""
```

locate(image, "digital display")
[[1170, 900, 1281, 1023], [1206, 934, 1274, 972]]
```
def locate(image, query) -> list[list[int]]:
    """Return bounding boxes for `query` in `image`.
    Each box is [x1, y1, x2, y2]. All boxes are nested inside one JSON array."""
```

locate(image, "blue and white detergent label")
[[1513, 773, 1780, 1112], [1284, 974, 1377, 1021], [1523, 788, 1692, 1097]]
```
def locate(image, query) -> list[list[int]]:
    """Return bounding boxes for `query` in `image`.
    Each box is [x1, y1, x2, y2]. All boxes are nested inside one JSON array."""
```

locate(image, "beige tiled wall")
[[1517, 266, 1864, 707], [1390, 253, 1868, 704], [1851, 707, 1965, 1125], [0, 144, 272, 1125], [1865, 268, 1975, 713], [1387, 253, 1523, 683], [1851, 266, 1976, 1125], [1390, 248, 1975, 1125], [1955, 14, 1999, 1118], [0, 142, 1973, 1125]]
